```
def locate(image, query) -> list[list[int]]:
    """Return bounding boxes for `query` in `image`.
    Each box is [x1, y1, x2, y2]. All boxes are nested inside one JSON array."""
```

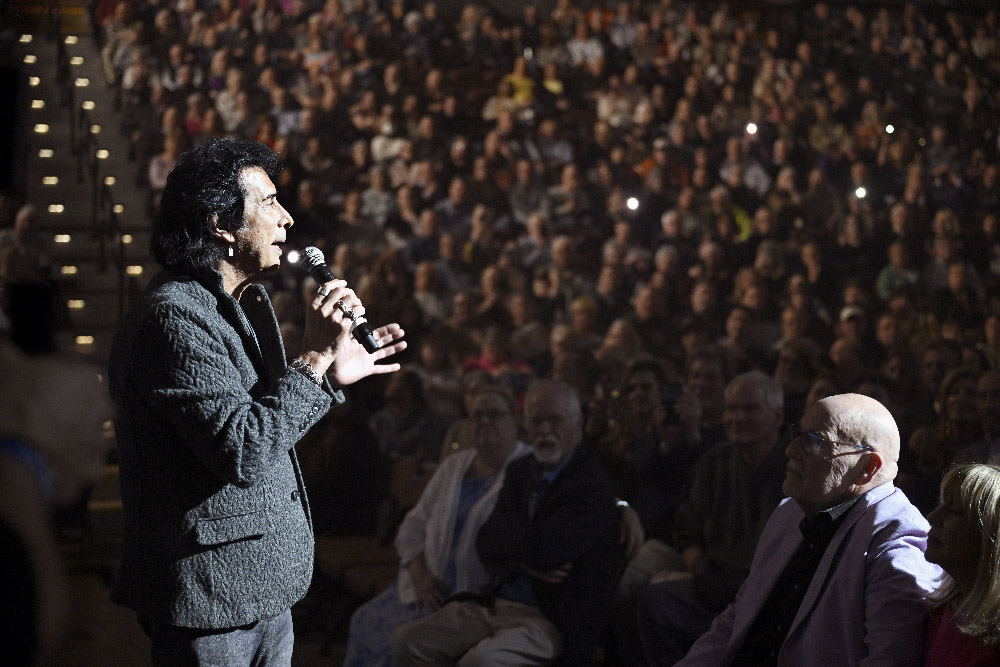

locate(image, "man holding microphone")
[[109, 138, 405, 665]]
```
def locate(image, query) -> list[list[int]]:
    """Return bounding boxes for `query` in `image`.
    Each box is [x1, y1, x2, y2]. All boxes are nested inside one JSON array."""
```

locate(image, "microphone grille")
[[300, 246, 326, 271]]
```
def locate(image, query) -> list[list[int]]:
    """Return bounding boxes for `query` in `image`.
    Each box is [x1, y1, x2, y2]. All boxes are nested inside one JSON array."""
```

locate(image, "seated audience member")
[[369, 369, 457, 464], [392, 379, 618, 666], [660, 347, 730, 459], [0, 340, 112, 665], [344, 386, 530, 666], [772, 338, 823, 424], [924, 464, 1000, 666], [595, 359, 703, 546], [955, 370, 1000, 465], [629, 371, 787, 662], [410, 337, 464, 415], [668, 393, 941, 667], [439, 371, 499, 461], [463, 327, 535, 396], [902, 367, 982, 514], [901, 341, 964, 438]]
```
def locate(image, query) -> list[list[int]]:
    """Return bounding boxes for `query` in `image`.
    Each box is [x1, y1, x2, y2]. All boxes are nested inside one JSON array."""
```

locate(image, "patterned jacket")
[[109, 270, 342, 628]]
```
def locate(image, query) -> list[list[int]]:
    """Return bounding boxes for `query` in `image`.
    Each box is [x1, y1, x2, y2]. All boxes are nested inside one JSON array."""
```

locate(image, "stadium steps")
[[12, 17, 153, 361]]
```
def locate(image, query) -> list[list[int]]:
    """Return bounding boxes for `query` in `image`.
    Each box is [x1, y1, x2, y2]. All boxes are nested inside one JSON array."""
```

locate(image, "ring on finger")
[[336, 300, 358, 321], [317, 286, 331, 298]]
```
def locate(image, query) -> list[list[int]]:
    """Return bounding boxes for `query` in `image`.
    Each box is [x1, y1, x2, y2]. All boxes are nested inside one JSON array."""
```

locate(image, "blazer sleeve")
[[133, 301, 334, 487], [676, 583, 740, 666], [860, 520, 938, 667]]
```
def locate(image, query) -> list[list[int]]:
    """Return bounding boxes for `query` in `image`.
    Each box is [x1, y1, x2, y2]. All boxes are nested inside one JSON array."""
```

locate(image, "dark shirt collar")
[[799, 495, 861, 536]]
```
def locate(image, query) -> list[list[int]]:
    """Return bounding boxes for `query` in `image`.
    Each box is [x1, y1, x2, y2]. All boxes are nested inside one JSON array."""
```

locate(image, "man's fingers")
[[373, 340, 407, 359], [374, 323, 405, 343]]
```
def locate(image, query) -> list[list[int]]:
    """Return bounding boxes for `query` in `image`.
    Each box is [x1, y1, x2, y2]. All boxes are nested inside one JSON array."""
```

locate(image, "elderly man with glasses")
[[665, 393, 942, 667]]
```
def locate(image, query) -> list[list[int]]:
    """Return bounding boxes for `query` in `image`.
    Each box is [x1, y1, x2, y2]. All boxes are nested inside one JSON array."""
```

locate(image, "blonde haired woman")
[[924, 464, 1000, 665]]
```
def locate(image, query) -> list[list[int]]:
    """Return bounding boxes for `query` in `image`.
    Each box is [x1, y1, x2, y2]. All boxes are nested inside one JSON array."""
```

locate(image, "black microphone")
[[299, 246, 380, 353]]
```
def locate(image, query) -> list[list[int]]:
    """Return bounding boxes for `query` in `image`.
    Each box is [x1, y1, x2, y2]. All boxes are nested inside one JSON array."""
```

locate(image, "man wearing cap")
[[665, 393, 940, 667]]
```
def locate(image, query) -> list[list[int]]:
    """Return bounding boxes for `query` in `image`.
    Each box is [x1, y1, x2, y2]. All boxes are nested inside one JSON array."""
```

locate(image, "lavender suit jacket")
[[678, 483, 942, 667]]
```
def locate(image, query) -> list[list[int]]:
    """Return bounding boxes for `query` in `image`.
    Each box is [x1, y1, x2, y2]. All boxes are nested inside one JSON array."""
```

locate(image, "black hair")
[[151, 138, 280, 276]]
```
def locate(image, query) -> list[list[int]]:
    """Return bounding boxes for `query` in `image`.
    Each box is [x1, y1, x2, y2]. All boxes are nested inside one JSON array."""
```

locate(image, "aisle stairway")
[[7, 4, 144, 598], [9, 5, 154, 362]]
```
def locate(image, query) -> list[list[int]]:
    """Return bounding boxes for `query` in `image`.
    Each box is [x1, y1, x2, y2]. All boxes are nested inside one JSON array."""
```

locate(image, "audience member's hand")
[[525, 563, 573, 584], [682, 545, 708, 577], [408, 556, 447, 611], [618, 504, 645, 561], [649, 569, 694, 585]]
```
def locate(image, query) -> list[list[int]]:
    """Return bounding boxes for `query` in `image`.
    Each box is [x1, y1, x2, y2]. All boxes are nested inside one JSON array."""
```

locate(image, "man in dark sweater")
[[635, 371, 788, 665], [392, 378, 618, 666]]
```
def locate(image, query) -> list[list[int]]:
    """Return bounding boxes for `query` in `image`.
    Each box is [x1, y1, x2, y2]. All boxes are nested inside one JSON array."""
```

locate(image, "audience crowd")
[[88, 0, 1000, 487], [5, 0, 1000, 664]]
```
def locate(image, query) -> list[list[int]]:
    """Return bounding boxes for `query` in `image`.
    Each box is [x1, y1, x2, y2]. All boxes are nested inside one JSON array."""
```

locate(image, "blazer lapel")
[[729, 516, 802, 647], [785, 484, 894, 635]]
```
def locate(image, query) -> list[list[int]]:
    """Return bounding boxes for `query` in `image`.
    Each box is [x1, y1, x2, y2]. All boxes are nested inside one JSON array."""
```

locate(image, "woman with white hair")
[[344, 385, 529, 667], [924, 464, 1000, 665]]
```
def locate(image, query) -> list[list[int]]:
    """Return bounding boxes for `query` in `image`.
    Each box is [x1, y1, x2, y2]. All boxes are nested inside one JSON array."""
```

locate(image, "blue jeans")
[[145, 610, 294, 667]]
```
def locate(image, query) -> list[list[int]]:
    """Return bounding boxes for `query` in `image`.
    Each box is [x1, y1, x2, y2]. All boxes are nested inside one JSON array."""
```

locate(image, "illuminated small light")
[[48, 204, 64, 213], [38, 149, 53, 158], [885, 124, 895, 134], [75, 77, 89, 87], [75, 335, 94, 346], [113, 204, 124, 213], [104, 176, 116, 186], [31, 99, 44, 109], [65, 35, 78, 45], [82, 100, 95, 110], [286, 249, 300, 264], [121, 234, 133, 244], [90, 124, 101, 134], [746, 122, 758, 135], [54, 234, 71, 243], [43, 176, 58, 185], [24, 54, 36, 64], [29, 76, 40, 86], [20, 34, 32, 43], [70, 56, 84, 66], [34, 123, 49, 133], [68, 299, 85, 309], [918, 137, 926, 147], [126, 265, 143, 276], [61, 265, 78, 275], [96, 149, 109, 159], [855, 187, 867, 199], [626, 197, 640, 211]]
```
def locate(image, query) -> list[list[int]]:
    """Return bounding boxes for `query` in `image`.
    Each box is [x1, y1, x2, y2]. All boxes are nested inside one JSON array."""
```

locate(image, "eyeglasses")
[[789, 423, 874, 456]]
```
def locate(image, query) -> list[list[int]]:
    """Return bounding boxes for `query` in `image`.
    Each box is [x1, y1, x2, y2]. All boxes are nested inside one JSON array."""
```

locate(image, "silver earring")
[[228, 246, 234, 257]]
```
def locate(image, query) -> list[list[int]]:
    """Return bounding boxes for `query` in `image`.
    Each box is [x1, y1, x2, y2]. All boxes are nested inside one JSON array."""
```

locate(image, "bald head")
[[784, 393, 900, 516], [815, 393, 899, 482]]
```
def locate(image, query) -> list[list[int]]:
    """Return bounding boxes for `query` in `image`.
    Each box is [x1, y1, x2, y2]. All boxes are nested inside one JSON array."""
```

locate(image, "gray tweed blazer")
[[109, 270, 343, 629]]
